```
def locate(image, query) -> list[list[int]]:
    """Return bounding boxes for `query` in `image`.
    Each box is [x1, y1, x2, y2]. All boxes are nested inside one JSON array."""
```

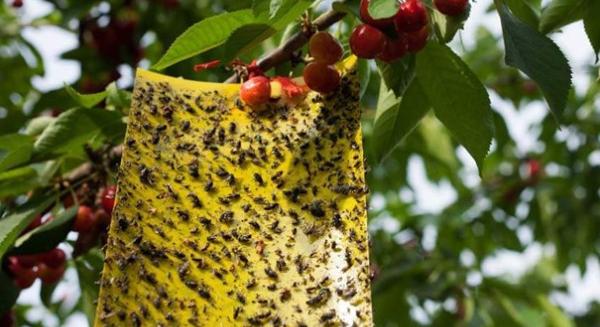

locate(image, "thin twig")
[[225, 9, 347, 83]]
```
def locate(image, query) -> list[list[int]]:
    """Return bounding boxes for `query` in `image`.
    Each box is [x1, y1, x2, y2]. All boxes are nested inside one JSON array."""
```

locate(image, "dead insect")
[[188, 160, 200, 178], [253, 173, 265, 186], [265, 267, 278, 279], [138, 165, 155, 185], [177, 210, 190, 221], [306, 288, 331, 307], [219, 211, 234, 224], [319, 310, 336, 322], [199, 217, 213, 230], [307, 200, 325, 218], [187, 193, 203, 208], [204, 177, 215, 192], [280, 289, 291, 302]]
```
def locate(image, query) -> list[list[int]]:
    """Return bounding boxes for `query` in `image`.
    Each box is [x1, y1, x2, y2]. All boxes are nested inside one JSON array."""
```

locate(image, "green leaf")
[[222, 24, 277, 62], [267, 0, 300, 19], [75, 249, 104, 325], [0, 195, 54, 259], [269, 0, 285, 18], [0, 166, 40, 198], [376, 55, 416, 97], [252, 0, 270, 16], [25, 116, 56, 137], [539, 0, 585, 34], [368, 0, 398, 19], [40, 282, 58, 308], [0, 133, 34, 172], [504, 0, 539, 28], [105, 83, 131, 112], [493, 290, 529, 326], [415, 42, 494, 170], [372, 79, 430, 162], [223, 1, 311, 62], [0, 270, 20, 313], [431, 9, 468, 43], [332, 1, 360, 18], [498, 4, 572, 122], [357, 58, 371, 98], [64, 85, 108, 109], [152, 10, 257, 71], [33, 108, 125, 159], [373, 283, 412, 326], [536, 295, 574, 327], [418, 115, 459, 171], [10, 207, 77, 255], [583, 0, 600, 60], [267, 0, 312, 31], [0, 161, 60, 198], [0, 167, 36, 183]]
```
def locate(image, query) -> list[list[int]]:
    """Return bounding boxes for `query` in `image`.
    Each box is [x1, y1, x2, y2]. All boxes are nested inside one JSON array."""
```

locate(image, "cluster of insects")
[[95, 67, 373, 326]]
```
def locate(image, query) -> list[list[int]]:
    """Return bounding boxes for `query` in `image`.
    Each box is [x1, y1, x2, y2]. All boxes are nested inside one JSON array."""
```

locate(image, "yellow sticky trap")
[[95, 56, 373, 326]]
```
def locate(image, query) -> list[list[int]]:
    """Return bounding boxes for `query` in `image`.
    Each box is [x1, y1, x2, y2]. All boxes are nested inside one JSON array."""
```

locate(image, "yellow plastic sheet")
[[95, 57, 373, 326]]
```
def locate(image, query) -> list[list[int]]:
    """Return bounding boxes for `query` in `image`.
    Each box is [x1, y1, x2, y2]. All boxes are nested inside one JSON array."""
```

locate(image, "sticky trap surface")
[[95, 58, 372, 326]]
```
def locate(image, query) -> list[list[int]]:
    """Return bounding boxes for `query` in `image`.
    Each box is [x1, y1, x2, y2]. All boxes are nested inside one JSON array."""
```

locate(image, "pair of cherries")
[[240, 31, 344, 106], [350, 0, 468, 62], [71, 185, 116, 234], [7, 248, 66, 288]]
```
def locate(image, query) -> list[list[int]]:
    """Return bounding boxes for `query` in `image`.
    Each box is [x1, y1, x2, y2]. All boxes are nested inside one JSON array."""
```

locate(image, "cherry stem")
[[225, 9, 347, 83], [193, 60, 221, 72]]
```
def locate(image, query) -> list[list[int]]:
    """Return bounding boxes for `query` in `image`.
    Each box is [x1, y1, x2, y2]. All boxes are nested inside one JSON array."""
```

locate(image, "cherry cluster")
[[79, 9, 143, 93], [70, 185, 116, 240], [6, 248, 66, 289], [2, 185, 116, 292], [350, 0, 468, 62]]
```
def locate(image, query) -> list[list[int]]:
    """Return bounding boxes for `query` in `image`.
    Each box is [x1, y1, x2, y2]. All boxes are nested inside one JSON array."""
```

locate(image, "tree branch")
[[225, 9, 347, 83]]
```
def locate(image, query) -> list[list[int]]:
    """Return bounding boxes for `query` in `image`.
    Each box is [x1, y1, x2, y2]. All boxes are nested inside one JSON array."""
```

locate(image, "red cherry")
[[377, 35, 408, 62], [309, 31, 343, 65], [303, 62, 340, 94], [7, 257, 37, 289], [359, 0, 395, 29], [434, 0, 468, 16], [37, 263, 66, 285], [395, 0, 428, 33], [13, 254, 38, 268], [73, 205, 96, 233], [38, 248, 66, 269], [11, 0, 23, 8], [101, 185, 117, 215], [526, 159, 542, 182], [94, 208, 111, 228], [349, 24, 387, 59], [240, 76, 271, 106], [406, 26, 429, 53]]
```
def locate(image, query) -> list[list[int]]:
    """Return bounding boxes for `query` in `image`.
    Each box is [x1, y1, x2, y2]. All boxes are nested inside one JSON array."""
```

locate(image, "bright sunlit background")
[[13, 0, 599, 325]]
